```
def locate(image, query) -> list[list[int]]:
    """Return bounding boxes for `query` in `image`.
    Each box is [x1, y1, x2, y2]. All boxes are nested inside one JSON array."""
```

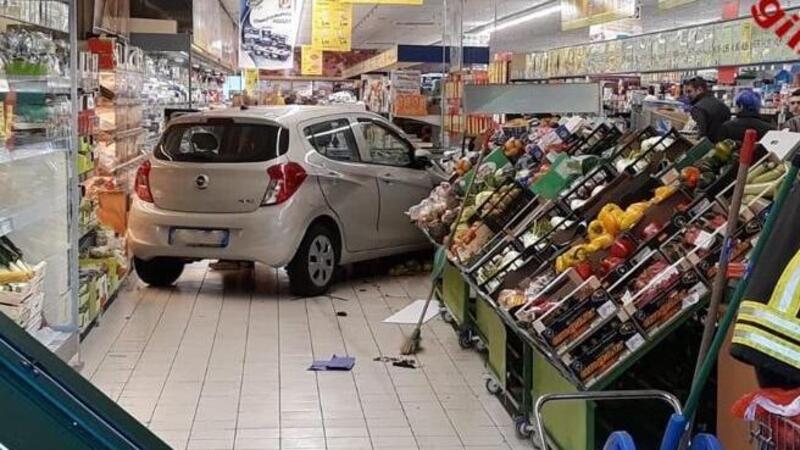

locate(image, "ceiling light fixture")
[[487, 5, 560, 34], [464, 1, 559, 36]]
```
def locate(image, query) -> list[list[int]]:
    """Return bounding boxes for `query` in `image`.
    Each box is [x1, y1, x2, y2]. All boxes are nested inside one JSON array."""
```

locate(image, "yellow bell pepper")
[[619, 211, 644, 230], [590, 233, 614, 250], [555, 255, 567, 273], [587, 220, 607, 240], [653, 185, 678, 204]]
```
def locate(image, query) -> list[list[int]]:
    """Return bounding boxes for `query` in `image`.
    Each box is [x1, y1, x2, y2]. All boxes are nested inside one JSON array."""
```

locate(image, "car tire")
[[287, 224, 338, 297], [134, 257, 185, 287]]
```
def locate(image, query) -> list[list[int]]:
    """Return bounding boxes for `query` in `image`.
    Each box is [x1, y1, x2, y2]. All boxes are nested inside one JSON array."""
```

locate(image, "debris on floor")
[[373, 355, 419, 369], [383, 299, 441, 324], [336, 311, 348, 317], [209, 260, 253, 271], [308, 355, 356, 371], [388, 259, 433, 276]]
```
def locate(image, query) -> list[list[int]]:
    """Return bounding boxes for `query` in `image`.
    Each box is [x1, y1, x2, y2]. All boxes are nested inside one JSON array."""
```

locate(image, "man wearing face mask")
[[783, 90, 800, 133], [684, 77, 731, 143]]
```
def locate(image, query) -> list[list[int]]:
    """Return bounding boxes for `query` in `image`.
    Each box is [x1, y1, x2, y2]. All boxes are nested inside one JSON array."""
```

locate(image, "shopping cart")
[[532, 390, 722, 450], [750, 410, 800, 450]]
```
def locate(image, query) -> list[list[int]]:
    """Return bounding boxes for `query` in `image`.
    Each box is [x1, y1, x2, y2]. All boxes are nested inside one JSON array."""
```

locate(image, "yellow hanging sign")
[[345, 0, 423, 4], [243, 68, 259, 95], [312, 0, 352, 52], [302, 46, 324, 75]]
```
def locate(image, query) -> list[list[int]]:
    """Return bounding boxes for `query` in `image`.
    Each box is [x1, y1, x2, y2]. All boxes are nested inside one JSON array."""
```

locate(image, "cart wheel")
[[485, 377, 502, 395], [459, 329, 474, 349], [441, 309, 454, 324], [514, 416, 532, 438], [475, 338, 487, 353]]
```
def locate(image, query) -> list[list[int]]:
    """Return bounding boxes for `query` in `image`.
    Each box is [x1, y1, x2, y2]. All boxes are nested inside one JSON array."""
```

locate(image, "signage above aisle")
[[239, 0, 298, 70], [341, 45, 490, 79], [311, 0, 353, 51], [463, 83, 601, 115], [659, 0, 697, 9], [302, 45, 323, 75], [560, 0, 636, 31], [520, 9, 799, 80]]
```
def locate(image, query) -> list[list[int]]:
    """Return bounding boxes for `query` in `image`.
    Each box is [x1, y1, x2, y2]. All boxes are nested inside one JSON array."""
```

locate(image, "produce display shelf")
[[0, 138, 70, 165], [0, 12, 68, 35], [0, 192, 68, 239], [79, 270, 130, 341]]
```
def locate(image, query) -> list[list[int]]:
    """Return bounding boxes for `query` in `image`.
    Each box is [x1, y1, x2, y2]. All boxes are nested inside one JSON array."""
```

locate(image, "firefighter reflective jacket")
[[731, 178, 800, 385]]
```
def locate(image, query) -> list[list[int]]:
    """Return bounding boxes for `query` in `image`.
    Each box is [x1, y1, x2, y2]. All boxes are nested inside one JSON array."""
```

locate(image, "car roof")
[[169, 104, 376, 127]]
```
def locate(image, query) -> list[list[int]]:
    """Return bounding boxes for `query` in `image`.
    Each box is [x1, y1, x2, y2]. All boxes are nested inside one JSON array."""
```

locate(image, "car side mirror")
[[414, 149, 433, 168]]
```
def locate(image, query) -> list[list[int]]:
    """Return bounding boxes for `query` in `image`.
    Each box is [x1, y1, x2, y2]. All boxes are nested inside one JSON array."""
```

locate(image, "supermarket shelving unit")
[[0, 0, 80, 362]]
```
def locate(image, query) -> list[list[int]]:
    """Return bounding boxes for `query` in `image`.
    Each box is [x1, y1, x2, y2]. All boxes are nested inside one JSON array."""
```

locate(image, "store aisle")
[[79, 262, 529, 450]]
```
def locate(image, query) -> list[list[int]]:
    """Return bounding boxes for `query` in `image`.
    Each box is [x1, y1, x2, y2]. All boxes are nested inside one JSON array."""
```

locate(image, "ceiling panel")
[[230, 0, 533, 50]]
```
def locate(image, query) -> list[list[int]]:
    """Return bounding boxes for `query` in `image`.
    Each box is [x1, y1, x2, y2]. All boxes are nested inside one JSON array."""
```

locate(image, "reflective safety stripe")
[[769, 249, 800, 314], [733, 324, 800, 369], [739, 301, 800, 341]]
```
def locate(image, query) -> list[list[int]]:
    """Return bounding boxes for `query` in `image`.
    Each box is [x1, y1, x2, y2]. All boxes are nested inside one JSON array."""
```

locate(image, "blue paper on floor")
[[308, 355, 355, 371]]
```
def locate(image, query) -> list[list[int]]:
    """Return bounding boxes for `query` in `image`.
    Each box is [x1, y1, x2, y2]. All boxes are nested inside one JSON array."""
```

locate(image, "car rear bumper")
[[128, 197, 303, 267]]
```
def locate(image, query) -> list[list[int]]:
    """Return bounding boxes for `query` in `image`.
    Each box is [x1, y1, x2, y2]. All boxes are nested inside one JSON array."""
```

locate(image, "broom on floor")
[[401, 149, 488, 355]]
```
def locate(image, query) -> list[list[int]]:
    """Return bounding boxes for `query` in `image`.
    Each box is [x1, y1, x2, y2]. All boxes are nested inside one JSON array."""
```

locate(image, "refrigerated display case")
[[0, 0, 79, 360]]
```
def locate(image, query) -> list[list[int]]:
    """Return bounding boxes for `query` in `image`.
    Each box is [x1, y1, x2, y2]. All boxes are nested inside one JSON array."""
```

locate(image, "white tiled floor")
[[79, 262, 531, 450]]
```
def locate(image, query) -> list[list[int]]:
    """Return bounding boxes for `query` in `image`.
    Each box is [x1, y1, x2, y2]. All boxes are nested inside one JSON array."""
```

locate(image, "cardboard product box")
[[533, 279, 616, 352], [561, 309, 644, 388]]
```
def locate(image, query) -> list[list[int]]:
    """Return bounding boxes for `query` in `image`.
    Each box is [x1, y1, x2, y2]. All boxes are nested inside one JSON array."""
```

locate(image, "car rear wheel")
[[134, 257, 185, 287], [288, 224, 338, 296]]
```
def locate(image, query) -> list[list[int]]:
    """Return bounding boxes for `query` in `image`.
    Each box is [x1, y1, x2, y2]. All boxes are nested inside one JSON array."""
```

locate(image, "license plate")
[[169, 228, 229, 248]]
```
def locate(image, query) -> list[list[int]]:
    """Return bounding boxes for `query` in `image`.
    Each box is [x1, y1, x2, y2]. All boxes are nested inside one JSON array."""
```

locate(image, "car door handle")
[[380, 173, 393, 183]]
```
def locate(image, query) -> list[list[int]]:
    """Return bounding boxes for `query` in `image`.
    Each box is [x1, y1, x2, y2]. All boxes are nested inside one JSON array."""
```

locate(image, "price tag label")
[[0, 218, 12, 236], [682, 282, 708, 309], [598, 300, 616, 319], [660, 168, 679, 185], [626, 334, 645, 352], [689, 199, 712, 218], [694, 230, 715, 250], [621, 290, 633, 305]]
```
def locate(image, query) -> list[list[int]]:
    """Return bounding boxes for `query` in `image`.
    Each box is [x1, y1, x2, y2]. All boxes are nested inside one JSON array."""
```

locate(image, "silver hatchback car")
[[128, 105, 438, 295]]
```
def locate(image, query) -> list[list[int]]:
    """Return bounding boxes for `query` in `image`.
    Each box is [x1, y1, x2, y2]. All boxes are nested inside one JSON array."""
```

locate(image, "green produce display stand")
[[0, 313, 168, 449], [442, 262, 469, 327], [475, 296, 506, 387], [531, 350, 593, 449]]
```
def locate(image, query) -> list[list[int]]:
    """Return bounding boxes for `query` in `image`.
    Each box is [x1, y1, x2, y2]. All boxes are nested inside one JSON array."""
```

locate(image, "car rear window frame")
[[154, 121, 290, 163]]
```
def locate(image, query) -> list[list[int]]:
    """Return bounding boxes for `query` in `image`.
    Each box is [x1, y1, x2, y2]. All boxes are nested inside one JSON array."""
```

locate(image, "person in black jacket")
[[684, 77, 731, 143], [718, 89, 776, 143]]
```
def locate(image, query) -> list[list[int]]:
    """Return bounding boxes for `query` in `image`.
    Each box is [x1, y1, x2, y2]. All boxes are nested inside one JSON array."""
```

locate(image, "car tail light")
[[135, 160, 154, 203], [262, 162, 307, 205]]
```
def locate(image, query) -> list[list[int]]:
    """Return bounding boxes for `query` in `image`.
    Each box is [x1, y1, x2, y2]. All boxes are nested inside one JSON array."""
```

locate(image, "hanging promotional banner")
[[243, 68, 259, 94], [311, 0, 352, 52], [301, 46, 323, 75], [240, 0, 298, 70], [346, 0, 423, 4], [561, 0, 636, 31]]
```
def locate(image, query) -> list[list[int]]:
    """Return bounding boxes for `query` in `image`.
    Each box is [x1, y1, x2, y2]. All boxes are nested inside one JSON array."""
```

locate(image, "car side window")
[[355, 119, 413, 167], [304, 119, 359, 162]]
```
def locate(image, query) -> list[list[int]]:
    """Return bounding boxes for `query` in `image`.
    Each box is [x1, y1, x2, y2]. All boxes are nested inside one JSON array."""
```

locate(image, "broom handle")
[[683, 151, 800, 422], [414, 149, 488, 330], [691, 131, 756, 381]]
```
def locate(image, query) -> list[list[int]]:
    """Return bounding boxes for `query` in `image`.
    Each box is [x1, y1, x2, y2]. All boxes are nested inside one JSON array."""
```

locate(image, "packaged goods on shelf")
[[0, 236, 46, 331]]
